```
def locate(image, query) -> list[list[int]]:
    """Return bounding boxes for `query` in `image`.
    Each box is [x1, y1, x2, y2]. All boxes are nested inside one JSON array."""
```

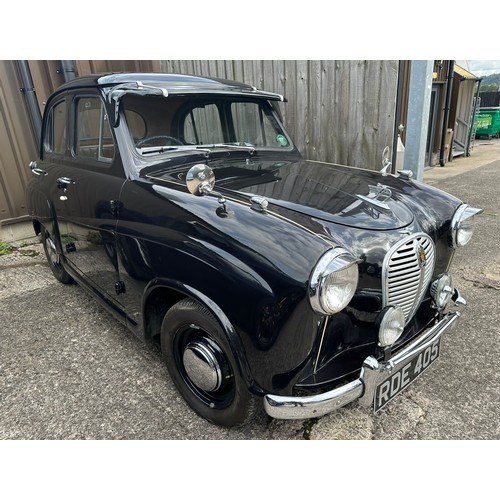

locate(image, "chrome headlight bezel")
[[309, 248, 359, 315], [450, 204, 482, 248]]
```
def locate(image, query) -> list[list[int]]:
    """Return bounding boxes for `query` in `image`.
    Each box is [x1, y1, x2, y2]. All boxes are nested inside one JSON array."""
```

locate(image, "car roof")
[[54, 72, 285, 101]]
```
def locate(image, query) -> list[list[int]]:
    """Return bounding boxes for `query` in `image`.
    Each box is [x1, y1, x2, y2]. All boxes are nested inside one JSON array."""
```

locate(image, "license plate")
[[374, 337, 441, 411]]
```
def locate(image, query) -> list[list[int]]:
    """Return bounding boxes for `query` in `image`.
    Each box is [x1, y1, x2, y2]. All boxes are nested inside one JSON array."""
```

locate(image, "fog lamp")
[[430, 273, 454, 309], [378, 305, 405, 347]]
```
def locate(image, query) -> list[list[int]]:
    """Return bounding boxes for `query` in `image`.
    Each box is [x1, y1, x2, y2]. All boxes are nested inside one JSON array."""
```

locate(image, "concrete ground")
[[0, 139, 499, 440]]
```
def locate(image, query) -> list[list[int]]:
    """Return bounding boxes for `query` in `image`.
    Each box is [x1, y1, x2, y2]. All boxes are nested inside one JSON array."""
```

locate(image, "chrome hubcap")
[[183, 340, 222, 392]]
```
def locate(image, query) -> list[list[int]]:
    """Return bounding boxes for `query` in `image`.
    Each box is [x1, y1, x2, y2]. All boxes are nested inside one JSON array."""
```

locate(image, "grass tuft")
[[0, 241, 14, 255]]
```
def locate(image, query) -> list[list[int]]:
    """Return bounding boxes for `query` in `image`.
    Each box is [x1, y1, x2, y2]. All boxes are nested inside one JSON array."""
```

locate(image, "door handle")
[[57, 177, 75, 189], [29, 160, 47, 176]]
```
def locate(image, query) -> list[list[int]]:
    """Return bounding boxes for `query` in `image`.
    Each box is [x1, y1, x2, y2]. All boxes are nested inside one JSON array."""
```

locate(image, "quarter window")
[[183, 104, 224, 145], [44, 100, 67, 155], [75, 97, 115, 161]]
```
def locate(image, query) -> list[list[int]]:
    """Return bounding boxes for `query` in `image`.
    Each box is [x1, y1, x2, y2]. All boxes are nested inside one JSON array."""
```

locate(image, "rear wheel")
[[41, 226, 73, 284], [161, 298, 256, 427]]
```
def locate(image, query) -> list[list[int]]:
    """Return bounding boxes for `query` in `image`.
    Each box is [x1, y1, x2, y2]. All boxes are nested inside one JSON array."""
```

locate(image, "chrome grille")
[[382, 233, 436, 324]]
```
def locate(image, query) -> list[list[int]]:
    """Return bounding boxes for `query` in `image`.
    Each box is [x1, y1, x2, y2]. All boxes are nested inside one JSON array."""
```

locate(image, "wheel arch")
[[29, 191, 65, 255], [142, 279, 259, 394]]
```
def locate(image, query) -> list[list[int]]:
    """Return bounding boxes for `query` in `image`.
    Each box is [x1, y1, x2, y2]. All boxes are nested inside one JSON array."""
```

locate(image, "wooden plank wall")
[[160, 60, 398, 170], [75, 60, 161, 77]]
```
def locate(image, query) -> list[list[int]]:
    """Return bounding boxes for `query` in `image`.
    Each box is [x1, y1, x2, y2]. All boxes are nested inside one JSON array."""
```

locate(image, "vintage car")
[[26, 72, 481, 427]]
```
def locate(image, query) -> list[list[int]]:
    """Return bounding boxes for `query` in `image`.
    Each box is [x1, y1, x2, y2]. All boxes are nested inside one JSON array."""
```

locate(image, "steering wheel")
[[137, 135, 184, 147]]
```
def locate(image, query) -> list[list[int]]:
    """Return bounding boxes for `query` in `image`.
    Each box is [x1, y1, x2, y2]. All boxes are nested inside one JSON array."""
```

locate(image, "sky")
[[466, 60, 500, 77]]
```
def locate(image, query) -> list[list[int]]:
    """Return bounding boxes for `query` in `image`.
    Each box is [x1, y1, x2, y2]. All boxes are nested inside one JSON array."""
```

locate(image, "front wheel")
[[161, 298, 256, 427], [41, 226, 73, 284]]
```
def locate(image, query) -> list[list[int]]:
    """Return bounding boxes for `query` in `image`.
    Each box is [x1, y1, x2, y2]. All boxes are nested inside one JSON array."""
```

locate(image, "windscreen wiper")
[[200, 143, 256, 154], [139, 146, 211, 156], [139, 144, 255, 156]]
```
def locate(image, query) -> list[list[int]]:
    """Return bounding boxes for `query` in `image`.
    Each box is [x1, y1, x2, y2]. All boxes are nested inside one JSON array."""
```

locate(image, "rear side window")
[[44, 99, 67, 155], [183, 104, 224, 144], [75, 97, 115, 162]]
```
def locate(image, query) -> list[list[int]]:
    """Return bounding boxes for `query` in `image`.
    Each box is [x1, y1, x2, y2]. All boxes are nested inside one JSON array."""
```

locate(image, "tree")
[[480, 83, 499, 92], [480, 73, 500, 91]]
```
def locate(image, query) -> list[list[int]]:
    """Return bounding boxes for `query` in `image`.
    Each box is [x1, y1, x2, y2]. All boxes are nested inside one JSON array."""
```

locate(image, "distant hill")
[[480, 73, 500, 91]]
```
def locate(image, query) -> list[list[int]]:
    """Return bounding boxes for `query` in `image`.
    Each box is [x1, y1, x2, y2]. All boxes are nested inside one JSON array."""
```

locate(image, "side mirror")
[[186, 164, 230, 218], [186, 164, 216, 196]]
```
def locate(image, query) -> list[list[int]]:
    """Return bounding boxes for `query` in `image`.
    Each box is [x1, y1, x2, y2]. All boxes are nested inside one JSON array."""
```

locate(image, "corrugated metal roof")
[[454, 64, 480, 81]]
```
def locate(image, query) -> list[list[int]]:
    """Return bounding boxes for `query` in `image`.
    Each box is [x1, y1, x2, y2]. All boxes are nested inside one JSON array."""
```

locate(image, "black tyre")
[[41, 226, 73, 284], [161, 298, 256, 427]]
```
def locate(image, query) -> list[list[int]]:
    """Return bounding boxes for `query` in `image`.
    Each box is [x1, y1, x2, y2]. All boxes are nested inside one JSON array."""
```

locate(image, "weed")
[[87, 231, 102, 244], [0, 241, 14, 255], [302, 418, 319, 440], [60, 233, 78, 245]]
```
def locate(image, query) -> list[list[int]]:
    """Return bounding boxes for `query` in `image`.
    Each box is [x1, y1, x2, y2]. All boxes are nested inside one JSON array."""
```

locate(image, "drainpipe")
[[439, 60, 454, 166], [60, 60, 76, 82], [16, 61, 42, 149]]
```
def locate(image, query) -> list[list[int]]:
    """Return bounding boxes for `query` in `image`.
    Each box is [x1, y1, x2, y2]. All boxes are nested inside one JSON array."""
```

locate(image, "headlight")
[[430, 273, 454, 309], [450, 204, 482, 248], [309, 248, 359, 315], [378, 305, 405, 347]]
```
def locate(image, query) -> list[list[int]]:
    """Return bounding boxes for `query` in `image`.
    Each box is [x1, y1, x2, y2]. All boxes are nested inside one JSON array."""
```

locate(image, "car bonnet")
[[212, 158, 415, 231]]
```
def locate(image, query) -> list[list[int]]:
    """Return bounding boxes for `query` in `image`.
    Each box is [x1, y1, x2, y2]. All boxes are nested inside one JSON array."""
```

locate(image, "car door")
[[32, 96, 70, 239], [54, 91, 127, 312]]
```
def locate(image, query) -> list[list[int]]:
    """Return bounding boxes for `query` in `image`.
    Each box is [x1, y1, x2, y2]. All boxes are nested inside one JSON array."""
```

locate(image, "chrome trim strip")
[[263, 311, 461, 420], [313, 317, 330, 374]]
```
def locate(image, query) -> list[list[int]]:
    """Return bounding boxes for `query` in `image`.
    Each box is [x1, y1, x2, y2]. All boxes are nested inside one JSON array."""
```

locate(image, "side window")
[[75, 97, 115, 162], [44, 99, 67, 155], [183, 104, 223, 144], [124, 110, 146, 142]]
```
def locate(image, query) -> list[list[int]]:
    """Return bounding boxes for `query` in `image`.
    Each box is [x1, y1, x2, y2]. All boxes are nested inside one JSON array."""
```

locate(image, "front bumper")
[[264, 311, 461, 420]]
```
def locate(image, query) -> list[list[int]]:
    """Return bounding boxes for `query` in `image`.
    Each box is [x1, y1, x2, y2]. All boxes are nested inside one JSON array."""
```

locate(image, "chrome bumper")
[[264, 311, 461, 420]]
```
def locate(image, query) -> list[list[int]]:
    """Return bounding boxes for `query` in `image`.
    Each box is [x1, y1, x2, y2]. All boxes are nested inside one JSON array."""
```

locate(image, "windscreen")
[[122, 94, 293, 156]]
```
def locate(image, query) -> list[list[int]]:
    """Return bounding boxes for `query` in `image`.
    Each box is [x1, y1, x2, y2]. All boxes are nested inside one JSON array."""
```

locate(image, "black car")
[[26, 72, 481, 427]]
